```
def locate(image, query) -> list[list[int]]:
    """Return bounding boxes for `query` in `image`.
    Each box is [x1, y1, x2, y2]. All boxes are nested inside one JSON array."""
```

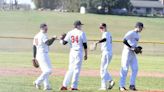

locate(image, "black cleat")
[[129, 85, 137, 91]]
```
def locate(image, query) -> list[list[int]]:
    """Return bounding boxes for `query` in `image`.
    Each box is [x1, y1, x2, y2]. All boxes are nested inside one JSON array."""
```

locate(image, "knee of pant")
[[122, 67, 128, 72], [132, 68, 138, 72], [74, 68, 80, 73], [100, 69, 106, 74], [45, 69, 52, 74]]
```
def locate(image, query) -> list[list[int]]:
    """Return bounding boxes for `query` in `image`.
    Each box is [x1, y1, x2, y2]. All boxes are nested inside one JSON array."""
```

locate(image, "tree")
[[33, 0, 42, 9], [87, 0, 131, 14], [33, 0, 80, 11], [32, 0, 131, 13]]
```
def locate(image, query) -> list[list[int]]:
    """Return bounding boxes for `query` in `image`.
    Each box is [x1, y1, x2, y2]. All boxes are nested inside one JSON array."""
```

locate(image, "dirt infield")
[[0, 67, 164, 78]]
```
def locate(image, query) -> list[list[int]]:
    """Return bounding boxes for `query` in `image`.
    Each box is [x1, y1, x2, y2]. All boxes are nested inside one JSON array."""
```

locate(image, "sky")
[[5, 0, 35, 9], [5, 0, 32, 4]]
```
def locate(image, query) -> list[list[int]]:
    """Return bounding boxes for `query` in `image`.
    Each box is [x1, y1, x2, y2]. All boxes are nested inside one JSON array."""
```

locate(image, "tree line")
[[32, 0, 131, 13]]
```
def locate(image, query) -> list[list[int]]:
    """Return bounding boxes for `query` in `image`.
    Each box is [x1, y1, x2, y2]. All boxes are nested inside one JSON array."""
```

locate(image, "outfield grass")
[[0, 11, 164, 41], [0, 76, 164, 92], [0, 51, 164, 91], [1, 52, 164, 73]]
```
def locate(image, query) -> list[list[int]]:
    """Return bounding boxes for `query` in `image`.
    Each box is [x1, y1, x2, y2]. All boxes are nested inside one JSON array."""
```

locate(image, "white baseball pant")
[[100, 51, 113, 88], [35, 52, 52, 89], [62, 50, 83, 89], [120, 49, 138, 87]]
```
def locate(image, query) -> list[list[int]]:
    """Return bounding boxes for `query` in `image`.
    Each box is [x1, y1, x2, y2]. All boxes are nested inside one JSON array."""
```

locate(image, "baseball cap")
[[135, 22, 144, 28], [40, 23, 47, 29], [74, 20, 84, 26]]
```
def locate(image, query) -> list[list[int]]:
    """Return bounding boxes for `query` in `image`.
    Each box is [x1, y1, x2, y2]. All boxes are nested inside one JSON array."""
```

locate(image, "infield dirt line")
[[0, 67, 164, 78]]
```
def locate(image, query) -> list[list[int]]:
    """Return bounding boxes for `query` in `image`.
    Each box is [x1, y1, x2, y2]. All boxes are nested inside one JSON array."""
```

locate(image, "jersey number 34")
[[71, 35, 79, 43]]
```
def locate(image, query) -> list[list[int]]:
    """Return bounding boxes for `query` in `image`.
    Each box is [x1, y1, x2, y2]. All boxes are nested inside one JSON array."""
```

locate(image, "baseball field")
[[0, 11, 164, 92]]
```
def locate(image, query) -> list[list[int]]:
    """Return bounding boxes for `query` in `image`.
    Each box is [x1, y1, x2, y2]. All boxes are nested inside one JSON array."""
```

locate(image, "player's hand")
[[84, 55, 87, 60]]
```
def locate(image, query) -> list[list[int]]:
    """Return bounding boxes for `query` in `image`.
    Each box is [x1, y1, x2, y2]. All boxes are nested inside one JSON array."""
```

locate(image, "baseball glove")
[[89, 42, 97, 51], [60, 33, 66, 40], [32, 58, 39, 68], [134, 46, 142, 54]]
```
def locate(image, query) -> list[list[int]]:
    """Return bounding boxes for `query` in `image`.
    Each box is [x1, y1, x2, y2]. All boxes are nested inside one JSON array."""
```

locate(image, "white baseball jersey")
[[33, 32, 49, 53], [124, 30, 140, 48], [64, 28, 87, 51], [101, 32, 112, 53]]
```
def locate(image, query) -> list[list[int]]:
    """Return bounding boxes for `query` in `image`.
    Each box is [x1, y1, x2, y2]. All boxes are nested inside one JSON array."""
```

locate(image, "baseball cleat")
[[33, 82, 41, 90], [43, 87, 52, 91], [107, 80, 115, 90], [129, 85, 137, 91], [71, 88, 79, 90], [119, 87, 127, 91], [60, 86, 67, 90]]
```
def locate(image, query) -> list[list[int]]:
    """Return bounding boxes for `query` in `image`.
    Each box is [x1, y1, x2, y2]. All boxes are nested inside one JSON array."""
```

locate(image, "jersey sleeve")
[[102, 32, 107, 39], [42, 34, 49, 43], [124, 31, 133, 40], [82, 32, 87, 43], [33, 35, 38, 45]]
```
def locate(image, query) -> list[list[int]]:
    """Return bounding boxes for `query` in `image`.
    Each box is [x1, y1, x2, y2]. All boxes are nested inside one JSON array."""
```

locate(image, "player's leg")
[[119, 50, 131, 89], [35, 71, 48, 86], [61, 51, 74, 89], [100, 52, 112, 89], [71, 52, 83, 89], [105, 52, 115, 89], [35, 53, 52, 89], [43, 70, 52, 90], [43, 55, 52, 90], [34, 53, 46, 87], [129, 54, 138, 90]]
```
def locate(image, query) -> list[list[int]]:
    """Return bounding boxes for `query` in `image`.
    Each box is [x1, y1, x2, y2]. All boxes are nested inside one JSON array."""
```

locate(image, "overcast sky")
[[5, 0, 32, 4]]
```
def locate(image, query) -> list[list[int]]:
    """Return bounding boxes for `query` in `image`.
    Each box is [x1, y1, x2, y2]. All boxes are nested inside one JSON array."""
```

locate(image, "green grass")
[[0, 52, 164, 73], [0, 51, 164, 91], [0, 11, 164, 41], [0, 76, 164, 92]]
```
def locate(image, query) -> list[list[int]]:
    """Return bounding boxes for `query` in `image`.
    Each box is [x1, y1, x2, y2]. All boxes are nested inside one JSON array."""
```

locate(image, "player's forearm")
[[33, 45, 37, 58], [84, 49, 88, 56], [97, 38, 106, 44], [45, 38, 56, 46], [83, 43, 88, 60], [84, 48, 88, 60], [123, 39, 132, 48]]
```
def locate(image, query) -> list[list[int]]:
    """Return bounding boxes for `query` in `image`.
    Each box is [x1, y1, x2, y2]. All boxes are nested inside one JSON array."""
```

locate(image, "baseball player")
[[60, 20, 88, 90], [95, 23, 115, 90], [119, 22, 144, 91], [33, 23, 57, 90]]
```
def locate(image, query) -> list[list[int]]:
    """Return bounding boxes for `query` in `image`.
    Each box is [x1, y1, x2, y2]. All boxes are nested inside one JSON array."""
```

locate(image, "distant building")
[[131, 0, 164, 16]]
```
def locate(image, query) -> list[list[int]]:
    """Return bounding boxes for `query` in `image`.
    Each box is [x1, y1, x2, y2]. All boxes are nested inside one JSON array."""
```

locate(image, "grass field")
[[0, 11, 164, 92], [0, 52, 164, 92]]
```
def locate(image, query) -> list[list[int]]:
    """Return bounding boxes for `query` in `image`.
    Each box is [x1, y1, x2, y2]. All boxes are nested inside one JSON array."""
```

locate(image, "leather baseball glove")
[[60, 33, 66, 40], [32, 58, 39, 68], [134, 46, 142, 54], [89, 42, 97, 51]]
